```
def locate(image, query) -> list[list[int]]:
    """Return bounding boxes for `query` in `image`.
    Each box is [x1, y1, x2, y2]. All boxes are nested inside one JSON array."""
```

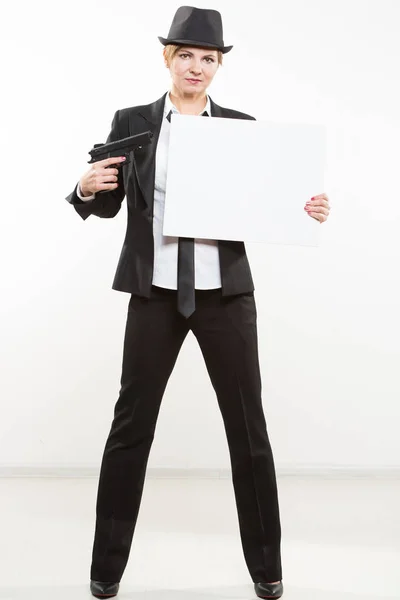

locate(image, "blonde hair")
[[164, 44, 223, 66]]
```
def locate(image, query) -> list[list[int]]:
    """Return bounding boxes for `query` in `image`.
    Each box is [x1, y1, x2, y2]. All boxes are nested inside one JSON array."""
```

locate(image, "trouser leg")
[[91, 288, 189, 582], [191, 290, 282, 583]]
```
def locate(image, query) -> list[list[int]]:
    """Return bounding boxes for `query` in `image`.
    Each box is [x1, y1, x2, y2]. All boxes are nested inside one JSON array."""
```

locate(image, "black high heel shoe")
[[254, 580, 283, 598], [90, 580, 120, 598]]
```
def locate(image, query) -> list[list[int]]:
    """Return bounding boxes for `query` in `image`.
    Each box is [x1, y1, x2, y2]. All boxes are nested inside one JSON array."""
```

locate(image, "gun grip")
[[99, 152, 129, 194]]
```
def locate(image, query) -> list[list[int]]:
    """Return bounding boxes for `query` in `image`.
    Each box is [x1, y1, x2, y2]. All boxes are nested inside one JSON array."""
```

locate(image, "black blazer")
[[65, 91, 255, 297]]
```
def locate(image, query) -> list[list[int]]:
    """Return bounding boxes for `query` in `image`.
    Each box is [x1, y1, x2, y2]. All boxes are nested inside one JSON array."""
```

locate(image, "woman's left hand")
[[304, 193, 330, 223]]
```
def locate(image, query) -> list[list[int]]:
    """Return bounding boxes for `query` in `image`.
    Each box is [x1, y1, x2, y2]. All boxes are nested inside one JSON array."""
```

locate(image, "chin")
[[185, 84, 206, 91]]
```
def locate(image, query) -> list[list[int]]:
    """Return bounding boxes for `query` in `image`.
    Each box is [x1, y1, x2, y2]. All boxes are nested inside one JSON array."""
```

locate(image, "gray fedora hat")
[[158, 6, 233, 54]]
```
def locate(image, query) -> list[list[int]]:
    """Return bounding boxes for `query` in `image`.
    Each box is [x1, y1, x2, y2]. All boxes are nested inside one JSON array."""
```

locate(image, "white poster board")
[[163, 114, 326, 246]]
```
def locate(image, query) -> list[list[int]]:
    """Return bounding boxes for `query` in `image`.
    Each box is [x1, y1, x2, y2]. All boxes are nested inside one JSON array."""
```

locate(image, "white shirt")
[[77, 91, 222, 290]]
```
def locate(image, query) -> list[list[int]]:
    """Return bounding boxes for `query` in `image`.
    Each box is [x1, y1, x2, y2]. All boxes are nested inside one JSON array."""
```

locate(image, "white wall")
[[1, 0, 399, 473]]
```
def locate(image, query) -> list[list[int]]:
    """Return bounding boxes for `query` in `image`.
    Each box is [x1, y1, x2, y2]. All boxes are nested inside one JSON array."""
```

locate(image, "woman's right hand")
[[79, 156, 126, 196]]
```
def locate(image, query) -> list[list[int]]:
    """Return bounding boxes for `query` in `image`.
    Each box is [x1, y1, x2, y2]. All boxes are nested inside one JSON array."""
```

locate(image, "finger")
[[99, 167, 119, 176], [96, 182, 119, 191], [306, 205, 329, 215], [97, 156, 126, 167], [100, 174, 119, 183], [309, 212, 327, 222], [311, 193, 328, 200], [306, 199, 329, 208], [315, 199, 330, 208]]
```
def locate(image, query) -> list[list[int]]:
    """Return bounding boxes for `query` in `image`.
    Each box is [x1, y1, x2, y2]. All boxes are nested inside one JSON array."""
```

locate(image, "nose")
[[189, 59, 202, 75]]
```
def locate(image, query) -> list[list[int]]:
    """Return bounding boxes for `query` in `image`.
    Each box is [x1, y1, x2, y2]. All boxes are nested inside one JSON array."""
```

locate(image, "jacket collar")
[[137, 90, 223, 124], [164, 90, 211, 117]]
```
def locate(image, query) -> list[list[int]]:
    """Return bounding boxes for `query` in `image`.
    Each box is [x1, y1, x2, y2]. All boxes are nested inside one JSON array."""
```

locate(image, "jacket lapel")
[[129, 91, 224, 212], [129, 92, 167, 213], [209, 96, 223, 119]]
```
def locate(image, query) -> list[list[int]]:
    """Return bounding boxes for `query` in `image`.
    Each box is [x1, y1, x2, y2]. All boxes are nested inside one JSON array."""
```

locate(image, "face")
[[164, 46, 219, 96]]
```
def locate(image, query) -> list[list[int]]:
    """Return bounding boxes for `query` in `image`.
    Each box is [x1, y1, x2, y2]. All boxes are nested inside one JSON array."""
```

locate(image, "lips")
[[186, 78, 201, 83]]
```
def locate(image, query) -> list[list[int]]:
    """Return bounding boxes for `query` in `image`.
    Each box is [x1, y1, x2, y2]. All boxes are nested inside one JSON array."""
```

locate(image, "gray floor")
[[0, 476, 399, 599]]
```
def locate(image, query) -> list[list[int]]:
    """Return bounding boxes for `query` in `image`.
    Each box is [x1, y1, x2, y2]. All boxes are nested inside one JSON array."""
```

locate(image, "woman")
[[65, 6, 330, 600]]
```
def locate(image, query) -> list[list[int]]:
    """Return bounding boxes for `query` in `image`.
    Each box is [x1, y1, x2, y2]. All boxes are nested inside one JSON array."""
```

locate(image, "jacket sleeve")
[[64, 110, 126, 220]]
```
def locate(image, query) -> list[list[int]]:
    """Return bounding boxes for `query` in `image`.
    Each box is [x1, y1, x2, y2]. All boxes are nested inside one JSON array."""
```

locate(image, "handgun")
[[87, 130, 153, 194], [88, 130, 154, 167]]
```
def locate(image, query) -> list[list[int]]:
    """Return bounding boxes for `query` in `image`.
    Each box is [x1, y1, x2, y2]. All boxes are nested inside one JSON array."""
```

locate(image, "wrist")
[[80, 186, 93, 197]]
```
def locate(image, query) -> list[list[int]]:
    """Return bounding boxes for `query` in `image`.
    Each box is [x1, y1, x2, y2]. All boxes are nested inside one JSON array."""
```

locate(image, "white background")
[[0, 0, 399, 474]]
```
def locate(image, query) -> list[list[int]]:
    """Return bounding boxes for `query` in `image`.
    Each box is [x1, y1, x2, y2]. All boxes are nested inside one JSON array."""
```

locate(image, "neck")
[[169, 88, 207, 115]]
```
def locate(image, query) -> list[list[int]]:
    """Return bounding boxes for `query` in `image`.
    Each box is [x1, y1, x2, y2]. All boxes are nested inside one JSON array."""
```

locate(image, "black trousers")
[[90, 285, 282, 583]]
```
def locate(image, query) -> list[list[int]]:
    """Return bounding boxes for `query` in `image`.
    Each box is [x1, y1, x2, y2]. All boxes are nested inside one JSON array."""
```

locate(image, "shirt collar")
[[164, 90, 211, 117]]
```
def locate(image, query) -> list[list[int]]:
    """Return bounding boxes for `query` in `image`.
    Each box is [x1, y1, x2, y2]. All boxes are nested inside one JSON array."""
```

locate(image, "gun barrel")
[[89, 131, 153, 161]]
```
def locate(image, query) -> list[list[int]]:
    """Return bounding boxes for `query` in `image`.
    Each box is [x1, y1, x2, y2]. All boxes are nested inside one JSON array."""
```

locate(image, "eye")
[[179, 53, 215, 63]]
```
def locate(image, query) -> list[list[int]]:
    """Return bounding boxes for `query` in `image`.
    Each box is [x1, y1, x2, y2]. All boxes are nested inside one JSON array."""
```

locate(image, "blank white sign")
[[163, 114, 326, 246]]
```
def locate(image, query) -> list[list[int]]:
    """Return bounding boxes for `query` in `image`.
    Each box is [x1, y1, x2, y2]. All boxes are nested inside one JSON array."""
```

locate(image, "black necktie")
[[166, 108, 209, 318]]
